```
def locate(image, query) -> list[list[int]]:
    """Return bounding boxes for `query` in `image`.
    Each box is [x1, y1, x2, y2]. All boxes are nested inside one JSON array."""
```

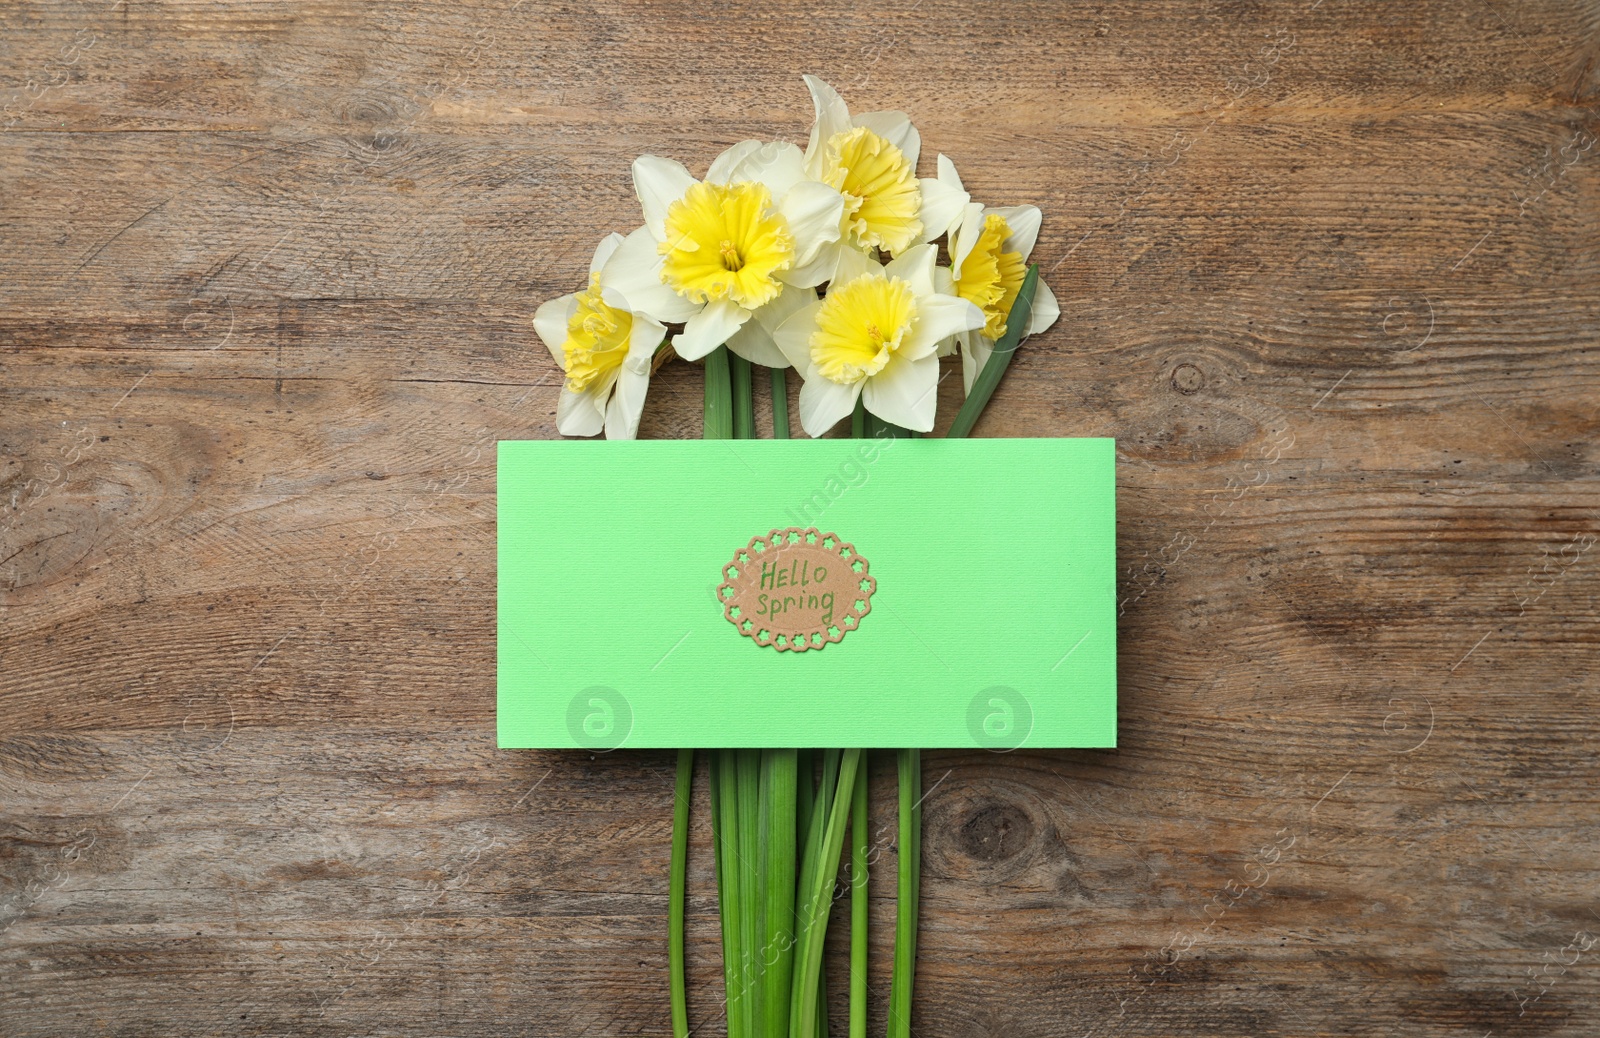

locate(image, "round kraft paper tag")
[[716, 527, 875, 652]]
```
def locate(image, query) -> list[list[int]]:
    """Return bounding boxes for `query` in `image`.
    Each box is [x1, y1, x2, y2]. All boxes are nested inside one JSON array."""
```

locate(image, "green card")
[[497, 437, 1116, 749]]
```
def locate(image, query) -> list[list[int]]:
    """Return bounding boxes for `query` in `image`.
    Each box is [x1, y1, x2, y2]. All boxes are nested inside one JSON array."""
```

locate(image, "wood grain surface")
[[4, 1, 1600, 1035]]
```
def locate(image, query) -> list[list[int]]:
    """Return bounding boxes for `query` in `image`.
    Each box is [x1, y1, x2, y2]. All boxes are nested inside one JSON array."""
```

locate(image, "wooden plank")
[[3, 729, 1598, 1035]]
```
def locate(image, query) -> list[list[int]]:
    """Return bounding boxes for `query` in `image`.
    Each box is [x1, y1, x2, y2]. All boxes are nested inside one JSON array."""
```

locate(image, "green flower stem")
[[771, 366, 791, 439], [793, 749, 836, 966], [796, 749, 815, 852], [862, 409, 916, 442], [703, 349, 741, 1035], [670, 749, 693, 1038], [759, 749, 798, 1038], [704, 346, 734, 440], [736, 749, 762, 1035], [703, 351, 811, 1038], [791, 749, 835, 1038], [710, 750, 745, 1038], [797, 750, 838, 1038], [791, 749, 861, 1038], [849, 753, 869, 1038], [886, 749, 922, 1038], [730, 351, 755, 439], [944, 264, 1039, 439], [851, 396, 866, 438]]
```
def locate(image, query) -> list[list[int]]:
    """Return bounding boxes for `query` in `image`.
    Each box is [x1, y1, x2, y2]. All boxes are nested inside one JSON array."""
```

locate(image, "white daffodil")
[[943, 198, 1062, 392], [774, 244, 984, 436], [599, 140, 845, 362], [533, 233, 667, 439], [796, 76, 924, 279]]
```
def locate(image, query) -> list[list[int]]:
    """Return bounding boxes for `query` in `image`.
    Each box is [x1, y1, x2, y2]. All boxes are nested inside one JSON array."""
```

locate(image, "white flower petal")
[[604, 367, 648, 440], [948, 201, 985, 280], [862, 351, 939, 432], [883, 243, 936, 299], [705, 140, 765, 184], [589, 232, 626, 275], [832, 246, 881, 286], [726, 322, 790, 369], [802, 76, 852, 179], [780, 180, 846, 265], [557, 385, 606, 437], [990, 204, 1042, 260], [904, 293, 984, 360], [673, 298, 751, 360], [603, 316, 662, 440], [1028, 276, 1060, 336], [711, 140, 806, 199], [852, 110, 920, 170], [936, 154, 965, 193], [599, 226, 700, 324], [798, 371, 862, 437], [930, 271, 964, 358], [632, 155, 696, 241], [960, 331, 991, 395], [731, 282, 817, 367], [915, 168, 969, 245], [773, 298, 825, 375], [779, 239, 843, 289], [628, 311, 669, 359], [751, 142, 807, 197], [534, 294, 576, 367], [756, 282, 817, 334]]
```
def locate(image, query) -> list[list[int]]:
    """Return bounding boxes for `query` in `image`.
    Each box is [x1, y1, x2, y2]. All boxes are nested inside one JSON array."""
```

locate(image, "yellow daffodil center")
[[658, 181, 794, 309], [953, 213, 1028, 340], [560, 273, 632, 392], [822, 126, 923, 255], [809, 273, 917, 385]]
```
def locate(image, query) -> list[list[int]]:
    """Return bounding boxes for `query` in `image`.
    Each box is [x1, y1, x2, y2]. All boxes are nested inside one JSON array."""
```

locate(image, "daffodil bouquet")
[[532, 77, 1059, 1038]]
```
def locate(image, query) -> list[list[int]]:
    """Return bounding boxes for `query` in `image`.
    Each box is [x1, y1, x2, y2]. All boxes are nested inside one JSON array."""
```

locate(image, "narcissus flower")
[[943, 194, 1061, 392], [530, 76, 1065, 441], [798, 76, 923, 276], [774, 245, 984, 436], [601, 141, 845, 361], [533, 233, 667, 439]]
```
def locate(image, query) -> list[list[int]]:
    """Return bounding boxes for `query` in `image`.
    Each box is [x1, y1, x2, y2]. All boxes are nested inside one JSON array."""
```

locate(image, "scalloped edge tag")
[[716, 527, 875, 652]]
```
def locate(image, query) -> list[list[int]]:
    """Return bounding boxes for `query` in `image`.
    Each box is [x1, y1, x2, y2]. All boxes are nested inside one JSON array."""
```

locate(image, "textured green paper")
[[497, 437, 1116, 749]]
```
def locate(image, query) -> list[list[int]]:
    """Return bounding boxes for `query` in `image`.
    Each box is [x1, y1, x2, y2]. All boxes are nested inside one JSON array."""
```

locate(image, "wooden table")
[[4, 2, 1598, 1034]]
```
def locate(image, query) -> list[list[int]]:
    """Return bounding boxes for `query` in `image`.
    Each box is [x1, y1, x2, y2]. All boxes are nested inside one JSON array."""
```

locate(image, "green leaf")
[[944, 264, 1039, 439]]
